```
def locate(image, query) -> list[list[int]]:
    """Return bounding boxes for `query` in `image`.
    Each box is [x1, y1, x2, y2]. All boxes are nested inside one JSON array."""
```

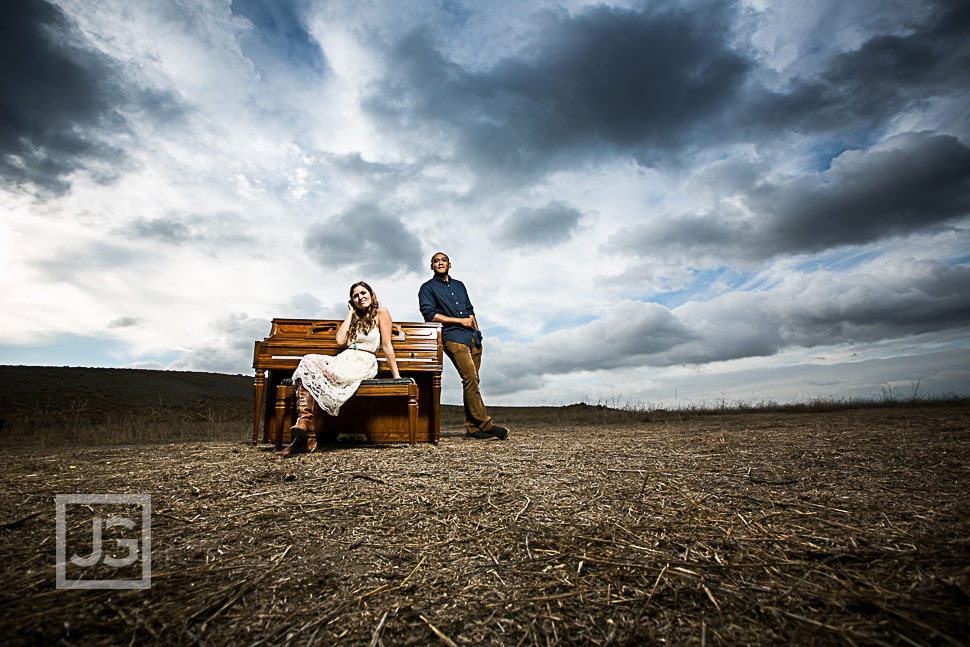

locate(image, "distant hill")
[[0, 365, 252, 421]]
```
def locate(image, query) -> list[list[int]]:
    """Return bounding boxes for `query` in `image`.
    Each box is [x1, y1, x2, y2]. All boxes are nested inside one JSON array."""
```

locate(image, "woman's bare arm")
[[377, 308, 401, 378], [335, 306, 353, 346]]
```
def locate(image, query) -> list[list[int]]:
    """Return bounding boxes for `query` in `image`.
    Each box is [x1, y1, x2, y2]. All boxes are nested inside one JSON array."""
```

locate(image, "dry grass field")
[[1, 367, 968, 646]]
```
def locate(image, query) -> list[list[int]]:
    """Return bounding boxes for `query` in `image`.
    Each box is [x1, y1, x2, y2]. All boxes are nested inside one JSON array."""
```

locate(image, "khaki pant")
[[444, 341, 491, 434]]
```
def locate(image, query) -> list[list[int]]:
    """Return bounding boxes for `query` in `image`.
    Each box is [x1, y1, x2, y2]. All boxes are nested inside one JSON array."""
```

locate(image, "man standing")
[[419, 252, 509, 440]]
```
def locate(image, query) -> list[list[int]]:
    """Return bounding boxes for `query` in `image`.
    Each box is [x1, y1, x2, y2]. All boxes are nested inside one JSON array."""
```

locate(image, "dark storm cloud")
[[745, 0, 970, 139], [364, 1, 749, 175], [304, 204, 423, 277], [666, 260, 970, 366], [746, 133, 970, 253], [485, 259, 970, 393], [0, 0, 185, 195], [492, 301, 698, 384], [609, 132, 970, 261], [0, 0, 121, 193], [365, 0, 967, 183], [494, 201, 584, 248], [230, 0, 326, 74]]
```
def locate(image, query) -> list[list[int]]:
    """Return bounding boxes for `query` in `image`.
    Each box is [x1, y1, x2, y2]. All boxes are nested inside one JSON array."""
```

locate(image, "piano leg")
[[253, 371, 265, 444], [274, 383, 289, 451], [408, 381, 418, 445], [431, 374, 441, 443]]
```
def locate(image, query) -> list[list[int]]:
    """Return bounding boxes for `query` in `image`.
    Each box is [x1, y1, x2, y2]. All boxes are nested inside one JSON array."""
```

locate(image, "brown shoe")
[[290, 384, 315, 436]]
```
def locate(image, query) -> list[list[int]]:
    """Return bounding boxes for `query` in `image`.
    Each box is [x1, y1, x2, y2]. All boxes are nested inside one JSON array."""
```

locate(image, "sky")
[[1, 0, 969, 408]]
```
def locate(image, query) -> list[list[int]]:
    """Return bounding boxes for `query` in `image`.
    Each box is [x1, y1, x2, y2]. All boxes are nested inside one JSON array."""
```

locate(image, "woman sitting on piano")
[[277, 281, 401, 456]]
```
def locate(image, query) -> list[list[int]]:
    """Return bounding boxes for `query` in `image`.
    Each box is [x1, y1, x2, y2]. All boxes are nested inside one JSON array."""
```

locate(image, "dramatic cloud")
[[484, 258, 970, 394], [303, 204, 424, 277], [494, 201, 584, 248], [744, 0, 970, 139], [364, 1, 750, 177], [670, 260, 970, 364], [493, 300, 697, 381], [363, 0, 970, 184], [0, 0, 183, 194], [609, 132, 970, 262]]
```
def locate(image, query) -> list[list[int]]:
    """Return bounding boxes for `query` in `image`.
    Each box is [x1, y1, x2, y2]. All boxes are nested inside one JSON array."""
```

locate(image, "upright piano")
[[252, 319, 443, 445]]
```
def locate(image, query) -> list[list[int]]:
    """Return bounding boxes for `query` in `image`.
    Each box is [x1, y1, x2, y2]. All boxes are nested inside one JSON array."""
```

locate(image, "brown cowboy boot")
[[290, 384, 314, 435], [276, 384, 317, 456]]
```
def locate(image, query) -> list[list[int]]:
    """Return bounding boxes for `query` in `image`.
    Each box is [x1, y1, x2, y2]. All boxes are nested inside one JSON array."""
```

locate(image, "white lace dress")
[[291, 325, 380, 416]]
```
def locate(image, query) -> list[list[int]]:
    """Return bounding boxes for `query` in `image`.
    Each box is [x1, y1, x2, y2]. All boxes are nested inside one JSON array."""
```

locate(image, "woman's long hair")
[[347, 281, 379, 342]]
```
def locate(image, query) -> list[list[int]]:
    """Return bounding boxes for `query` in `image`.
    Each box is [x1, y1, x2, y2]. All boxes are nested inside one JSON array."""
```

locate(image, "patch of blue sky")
[[642, 266, 758, 308], [792, 247, 885, 273], [648, 289, 692, 309], [482, 324, 527, 342], [230, 0, 326, 74], [806, 137, 851, 172], [734, 272, 783, 293], [805, 130, 877, 172], [538, 314, 598, 336], [0, 335, 179, 369], [484, 314, 598, 342], [440, 0, 472, 28]]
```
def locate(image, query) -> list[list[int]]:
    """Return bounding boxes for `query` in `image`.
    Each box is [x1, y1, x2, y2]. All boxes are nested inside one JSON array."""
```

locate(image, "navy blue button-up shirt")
[[418, 274, 483, 347]]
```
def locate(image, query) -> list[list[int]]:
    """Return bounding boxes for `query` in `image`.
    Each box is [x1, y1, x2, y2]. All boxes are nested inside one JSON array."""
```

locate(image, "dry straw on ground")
[[2, 391, 969, 646]]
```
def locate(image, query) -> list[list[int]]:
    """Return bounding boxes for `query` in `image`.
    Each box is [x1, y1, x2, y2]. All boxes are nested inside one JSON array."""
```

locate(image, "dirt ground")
[[1, 399, 969, 646]]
